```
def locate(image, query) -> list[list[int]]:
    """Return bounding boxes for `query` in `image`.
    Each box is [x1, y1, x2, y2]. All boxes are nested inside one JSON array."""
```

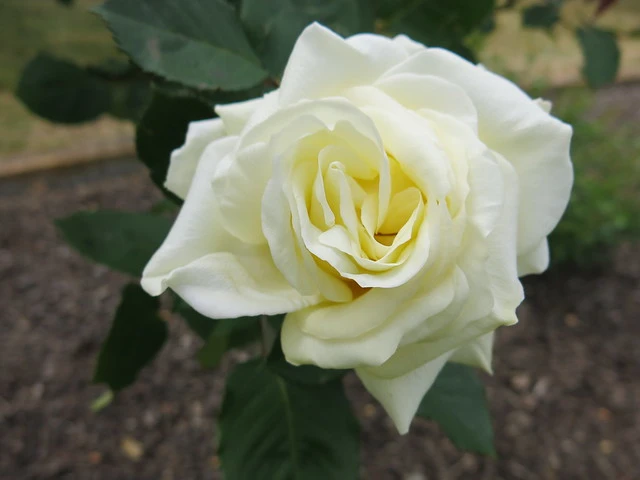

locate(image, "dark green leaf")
[[417, 363, 495, 456], [195, 316, 262, 368], [56, 210, 172, 276], [93, 284, 168, 391], [56, 0, 74, 6], [219, 359, 360, 479], [387, 0, 494, 60], [84, 58, 152, 121], [173, 298, 217, 339], [174, 299, 264, 366], [16, 53, 111, 124], [136, 91, 212, 195], [268, 336, 347, 385], [577, 27, 620, 89], [86, 57, 138, 80], [196, 333, 228, 368], [109, 80, 152, 121], [174, 298, 263, 344], [94, 0, 267, 91], [240, 0, 375, 77], [522, 4, 560, 29], [376, 0, 411, 19], [150, 198, 180, 215]]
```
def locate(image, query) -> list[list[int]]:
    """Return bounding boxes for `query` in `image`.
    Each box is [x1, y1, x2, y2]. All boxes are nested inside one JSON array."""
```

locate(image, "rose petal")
[[450, 332, 494, 373], [165, 119, 225, 199], [142, 136, 318, 318], [215, 96, 266, 135], [382, 48, 573, 257], [357, 351, 452, 434], [278, 23, 380, 106], [517, 238, 550, 276]]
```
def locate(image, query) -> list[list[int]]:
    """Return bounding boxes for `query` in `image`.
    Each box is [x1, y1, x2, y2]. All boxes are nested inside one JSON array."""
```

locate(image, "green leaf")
[[577, 27, 620, 89], [240, 0, 375, 77], [16, 53, 111, 124], [219, 360, 360, 479], [417, 363, 495, 456], [56, 210, 172, 277], [194, 316, 262, 368], [108, 80, 152, 122], [94, 0, 268, 91], [196, 333, 228, 368], [173, 299, 264, 366], [136, 91, 212, 196], [173, 298, 217, 339], [522, 4, 560, 29], [93, 284, 168, 391], [387, 0, 494, 61], [376, 0, 410, 19], [268, 336, 347, 385]]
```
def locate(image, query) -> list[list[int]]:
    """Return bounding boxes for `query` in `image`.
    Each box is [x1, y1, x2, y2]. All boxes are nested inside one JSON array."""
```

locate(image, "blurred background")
[[1, 0, 639, 479]]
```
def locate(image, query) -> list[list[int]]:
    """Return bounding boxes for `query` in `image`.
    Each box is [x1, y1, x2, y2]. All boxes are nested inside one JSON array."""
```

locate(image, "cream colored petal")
[[281, 270, 459, 368], [165, 118, 225, 199], [375, 73, 478, 132], [153, 249, 319, 318], [212, 141, 270, 245], [450, 332, 494, 373], [517, 238, 550, 276], [346, 33, 414, 72], [278, 23, 380, 106], [484, 155, 524, 324], [367, 313, 506, 379], [262, 123, 355, 302], [392, 34, 426, 54], [142, 136, 317, 319], [357, 351, 452, 434], [534, 98, 553, 114], [143, 136, 238, 292], [381, 49, 573, 256], [215, 96, 265, 135], [356, 103, 453, 199]]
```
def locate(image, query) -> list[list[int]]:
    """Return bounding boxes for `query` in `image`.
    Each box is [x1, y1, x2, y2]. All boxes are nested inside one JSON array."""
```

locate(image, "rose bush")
[[141, 23, 572, 433]]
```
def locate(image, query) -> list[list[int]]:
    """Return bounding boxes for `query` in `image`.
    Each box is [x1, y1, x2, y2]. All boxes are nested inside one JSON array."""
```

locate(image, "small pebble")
[[511, 373, 531, 392], [599, 439, 614, 455], [121, 436, 144, 461]]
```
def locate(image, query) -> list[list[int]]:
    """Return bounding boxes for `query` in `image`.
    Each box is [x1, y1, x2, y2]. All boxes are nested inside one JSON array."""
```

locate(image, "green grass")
[[0, 0, 129, 156], [0, 0, 118, 91], [548, 88, 640, 268]]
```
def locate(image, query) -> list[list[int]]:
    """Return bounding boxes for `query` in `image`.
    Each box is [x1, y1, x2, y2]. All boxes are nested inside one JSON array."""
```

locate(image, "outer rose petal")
[[358, 332, 493, 434], [165, 119, 225, 199], [215, 96, 266, 135], [357, 352, 452, 434], [381, 48, 573, 261], [517, 238, 550, 276], [279, 23, 386, 106], [281, 271, 459, 368], [142, 137, 319, 318], [450, 332, 494, 373], [345, 33, 414, 72]]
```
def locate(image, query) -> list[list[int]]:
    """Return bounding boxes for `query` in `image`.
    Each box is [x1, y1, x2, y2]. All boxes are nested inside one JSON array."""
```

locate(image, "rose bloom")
[[142, 24, 572, 432]]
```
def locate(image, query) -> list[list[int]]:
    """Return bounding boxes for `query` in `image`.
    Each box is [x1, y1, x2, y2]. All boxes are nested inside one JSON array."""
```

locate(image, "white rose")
[[142, 23, 572, 433]]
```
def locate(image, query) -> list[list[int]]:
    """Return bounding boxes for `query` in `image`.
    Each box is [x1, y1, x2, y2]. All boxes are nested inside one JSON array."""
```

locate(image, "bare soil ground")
[[1, 152, 639, 480], [1, 77, 640, 480]]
